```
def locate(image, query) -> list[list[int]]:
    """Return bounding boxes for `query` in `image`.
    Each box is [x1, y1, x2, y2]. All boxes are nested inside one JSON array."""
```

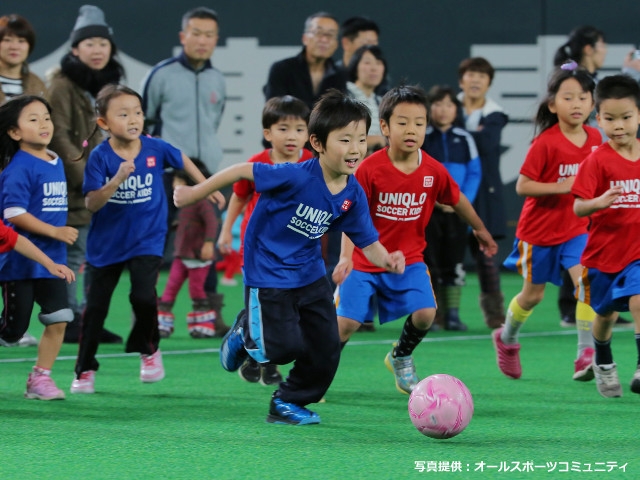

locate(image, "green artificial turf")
[[1, 272, 637, 479]]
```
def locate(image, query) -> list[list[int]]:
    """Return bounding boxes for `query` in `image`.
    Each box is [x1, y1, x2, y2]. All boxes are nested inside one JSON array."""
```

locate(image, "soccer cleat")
[[492, 327, 522, 379], [593, 362, 622, 398], [24, 373, 65, 400], [384, 346, 419, 394], [70, 370, 96, 394], [266, 394, 321, 425], [238, 358, 261, 383], [158, 311, 175, 339], [260, 363, 283, 386], [630, 367, 640, 395], [219, 313, 248, 372], [573, 347, 595, 381], [140, 350, 165, 383], [187, 310, 216, 338]]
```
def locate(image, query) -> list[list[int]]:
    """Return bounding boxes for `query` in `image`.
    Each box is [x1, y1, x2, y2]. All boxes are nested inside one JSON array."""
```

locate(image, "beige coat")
[[48, 70, 103, 227]]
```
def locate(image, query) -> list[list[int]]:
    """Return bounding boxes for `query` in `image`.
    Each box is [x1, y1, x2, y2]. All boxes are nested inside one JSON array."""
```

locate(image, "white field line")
[[0, 327, 632, 364]]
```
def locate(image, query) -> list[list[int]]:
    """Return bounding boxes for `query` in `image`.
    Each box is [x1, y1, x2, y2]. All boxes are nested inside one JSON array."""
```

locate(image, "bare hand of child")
[[332, 257, 354, 285], [217, 230, 233, 255], [48, 263, 76, 283], [596, 186, 624, 209], [55, 226, 79, 245], [173, 185, 195, 208], [200, 241, 215, 261], [558, 175, 575, 194], [208, 191, 226, 209], [474, 229, 498, 257], [386, 250, 406, 274], [114, 160, 135, 182]]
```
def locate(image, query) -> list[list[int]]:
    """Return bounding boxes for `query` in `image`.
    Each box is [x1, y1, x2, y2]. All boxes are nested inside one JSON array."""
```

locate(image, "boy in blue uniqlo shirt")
[[174, 90, 406, 425]]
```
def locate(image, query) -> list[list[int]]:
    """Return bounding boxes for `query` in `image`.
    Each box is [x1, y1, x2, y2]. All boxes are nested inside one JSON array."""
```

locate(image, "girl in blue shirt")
[[71, 85, 223, 394]]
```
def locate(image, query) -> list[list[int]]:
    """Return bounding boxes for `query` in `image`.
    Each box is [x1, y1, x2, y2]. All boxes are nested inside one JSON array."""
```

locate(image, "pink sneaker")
[[140, 350, 165, 383], [573, 347, 595, 381], [71, 371, 96, 394], [24, 373, 65, 400], [492, 327, 522, 379]]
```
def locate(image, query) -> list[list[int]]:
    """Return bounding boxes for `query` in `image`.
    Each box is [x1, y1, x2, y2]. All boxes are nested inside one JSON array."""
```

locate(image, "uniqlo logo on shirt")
[[423, 176, 434, 187], [146, 156, 156, 167], [341, 199, 352, 211]]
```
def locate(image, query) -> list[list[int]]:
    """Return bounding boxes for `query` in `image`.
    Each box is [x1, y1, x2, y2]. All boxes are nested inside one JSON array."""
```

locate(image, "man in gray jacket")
[[141, 6, 229, 337], [141, 6, 225, 174]]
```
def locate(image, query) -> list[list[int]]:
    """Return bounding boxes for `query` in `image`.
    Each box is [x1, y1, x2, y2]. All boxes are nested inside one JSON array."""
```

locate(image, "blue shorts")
[[578, 260, 640, 315], [503, 234, 586, 286], [335, 262, 435, 324]]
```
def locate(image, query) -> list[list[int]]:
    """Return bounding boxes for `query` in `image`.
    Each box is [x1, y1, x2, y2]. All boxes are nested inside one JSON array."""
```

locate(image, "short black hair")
[[379, 85, 429, 124], [340, 16, 379, 40], [347, 45, 387, 83], [262, 96, 310, 129], [458, 57, 495, 84], [0, 14, 36, 55], [427, 85, 460, 108], [182, 7, 219, 30], [308, 89, 371, 148], [595, 74, 640, 111], [174, 158, 211, 187]]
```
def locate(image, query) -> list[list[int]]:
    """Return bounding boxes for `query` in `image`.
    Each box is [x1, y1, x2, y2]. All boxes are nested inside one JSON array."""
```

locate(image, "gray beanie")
[[70, 5, 113, 46]]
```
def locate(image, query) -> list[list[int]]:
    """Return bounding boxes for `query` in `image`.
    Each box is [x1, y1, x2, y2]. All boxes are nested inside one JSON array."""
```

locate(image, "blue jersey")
[[244, 158, 379, 288], [83, 136, 183, 267], [0, 150, 68, 280]]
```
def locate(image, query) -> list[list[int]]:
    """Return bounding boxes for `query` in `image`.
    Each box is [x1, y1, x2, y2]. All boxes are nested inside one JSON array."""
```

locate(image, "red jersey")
[[572, 140, 640, 273], [352, 148, 460, 272], [0, 223, 18, 253], [233, 148, 314, 244], [516, 124, 601, 246]]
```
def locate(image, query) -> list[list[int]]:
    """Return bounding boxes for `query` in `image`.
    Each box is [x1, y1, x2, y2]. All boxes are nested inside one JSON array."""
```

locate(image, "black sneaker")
[[260, 363, 283, 386], [238, 358, 260, 383], [266, 394, 320, 425]]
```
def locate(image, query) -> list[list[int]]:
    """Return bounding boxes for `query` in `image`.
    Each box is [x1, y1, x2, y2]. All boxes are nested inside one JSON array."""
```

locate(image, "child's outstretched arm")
[[218, 193, 248, 255], [13, 235, 75, 283], [574, 186, 624, 217], [85, 160, 136, 212], [7, 213, 78, 246], [361, 241, 405, 274], [516, 173, 575, 197], [452, 192, 498, 257], [174, 163, 254, 208], [181, 154, 226, 209]]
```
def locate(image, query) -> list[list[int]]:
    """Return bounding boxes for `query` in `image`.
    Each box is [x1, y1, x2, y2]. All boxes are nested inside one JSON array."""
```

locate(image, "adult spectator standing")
[[48, 5, 124, 344], [263, 12, 346, 291], [141, 6, 229, 336], [0, 13, 47, 347], [456, 57, 508, 329], [337, 16, 390, 96], [0, 14, 45, 104], [263, 12, 345, 110]]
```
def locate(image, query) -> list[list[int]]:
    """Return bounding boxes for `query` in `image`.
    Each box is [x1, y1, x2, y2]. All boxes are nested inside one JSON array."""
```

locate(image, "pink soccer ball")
[[408, 374, 474, 439]]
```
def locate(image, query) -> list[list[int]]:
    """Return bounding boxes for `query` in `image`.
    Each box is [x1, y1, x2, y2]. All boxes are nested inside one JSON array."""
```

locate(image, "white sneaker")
[[631, 367, 640, 395], [140, 350, 165, 383], [70, 371, 96, 394], [593, 361, 622, 398], [17, 332, 39, 347]]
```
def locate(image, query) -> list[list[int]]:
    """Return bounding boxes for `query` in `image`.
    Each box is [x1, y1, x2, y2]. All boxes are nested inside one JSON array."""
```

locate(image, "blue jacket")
[[423, 126, 482, 204]]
